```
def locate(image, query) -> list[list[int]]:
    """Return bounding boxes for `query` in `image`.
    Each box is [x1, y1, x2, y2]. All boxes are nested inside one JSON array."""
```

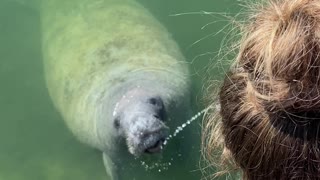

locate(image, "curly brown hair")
[[203, 0, 320, 179]]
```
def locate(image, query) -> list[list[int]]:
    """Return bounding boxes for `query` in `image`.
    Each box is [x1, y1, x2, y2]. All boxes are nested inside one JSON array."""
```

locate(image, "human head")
[[203, 0, 320, 179]]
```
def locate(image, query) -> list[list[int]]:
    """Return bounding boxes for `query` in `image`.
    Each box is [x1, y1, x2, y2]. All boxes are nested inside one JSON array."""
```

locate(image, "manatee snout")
[[127, 97, 169, 156], [114, 90, 170, 156], [127, 117, 169, 156]]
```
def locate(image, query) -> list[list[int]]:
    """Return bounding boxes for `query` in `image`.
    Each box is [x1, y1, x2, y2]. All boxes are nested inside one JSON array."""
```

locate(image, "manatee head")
[[113, 88, 169, 156]]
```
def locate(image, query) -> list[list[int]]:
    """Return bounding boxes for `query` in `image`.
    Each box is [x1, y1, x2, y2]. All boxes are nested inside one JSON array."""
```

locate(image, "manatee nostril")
[[153, 114, 160, 119]]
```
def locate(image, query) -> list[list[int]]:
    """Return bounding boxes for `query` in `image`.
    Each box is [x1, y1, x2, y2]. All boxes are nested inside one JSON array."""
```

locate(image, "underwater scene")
[[0, 0, 241, 179]]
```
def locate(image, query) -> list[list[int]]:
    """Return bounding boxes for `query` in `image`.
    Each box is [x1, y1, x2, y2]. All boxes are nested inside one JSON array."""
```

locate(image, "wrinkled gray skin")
[[41, 0, 190, 179], [113, 88, 169, 155]]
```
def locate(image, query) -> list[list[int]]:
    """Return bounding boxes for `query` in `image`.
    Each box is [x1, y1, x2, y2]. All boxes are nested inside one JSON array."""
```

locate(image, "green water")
[[0, 0, 240, 179]]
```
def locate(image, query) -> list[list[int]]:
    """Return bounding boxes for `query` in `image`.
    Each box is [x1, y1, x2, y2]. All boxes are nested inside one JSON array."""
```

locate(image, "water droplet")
[[162, 107, 209, 146], [163, 141, 167, 145]]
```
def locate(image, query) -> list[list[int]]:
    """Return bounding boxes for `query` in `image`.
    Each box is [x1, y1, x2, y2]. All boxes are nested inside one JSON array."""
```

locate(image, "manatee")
[[41, 0, 190, 179]]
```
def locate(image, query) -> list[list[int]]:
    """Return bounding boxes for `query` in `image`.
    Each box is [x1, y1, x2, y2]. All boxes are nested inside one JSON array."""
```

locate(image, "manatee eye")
[[114, 117, 120, 129], [148, 97, 166, 121], [148, 98, 159, 105], [148, 97, 163, 108]]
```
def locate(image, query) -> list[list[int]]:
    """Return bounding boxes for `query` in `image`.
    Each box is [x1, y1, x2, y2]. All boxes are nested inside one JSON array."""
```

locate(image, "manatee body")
[[41, 0, 190, 179]]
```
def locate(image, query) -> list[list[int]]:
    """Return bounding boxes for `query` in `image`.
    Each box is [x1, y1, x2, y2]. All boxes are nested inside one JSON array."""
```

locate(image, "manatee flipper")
[[103, 153, 118, 180]]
